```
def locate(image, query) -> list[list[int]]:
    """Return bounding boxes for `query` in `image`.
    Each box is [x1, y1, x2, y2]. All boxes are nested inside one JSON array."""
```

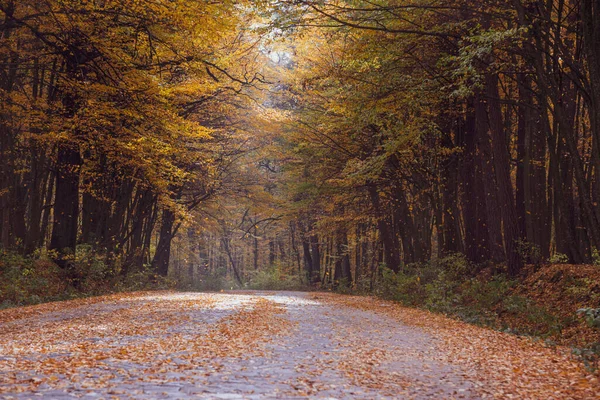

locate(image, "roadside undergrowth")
[[0, 249, 174, 310]]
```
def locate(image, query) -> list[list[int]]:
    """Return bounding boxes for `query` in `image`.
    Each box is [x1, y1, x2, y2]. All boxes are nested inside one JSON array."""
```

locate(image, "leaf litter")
[[312, 292, 600, 399], [1, 291, 597, 399]]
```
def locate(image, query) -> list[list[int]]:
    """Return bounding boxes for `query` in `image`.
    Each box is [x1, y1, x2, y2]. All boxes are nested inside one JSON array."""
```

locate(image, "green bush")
[[375, 267, 428, 306], [463, 275, 515, 310], [353, 274, 374, 294], [333, 277, 353, 294], [424, 271, 462, 313], [191, 267, 238, 291], [432, 253, 471, 281], [572, 343, 600, 372], [73, 245, 118, 293], [592, 248, 600, 267], [0, 250, 66, 307], [0, 247, 178, 309], [577, 308, 600, 329], [116, 264, 176, 292], [360, 253, 569, 338], [246, 265, 306, 291], [516, 239, 542, 265], [565, 278, 600, 303], [549, 252, 569, 264]]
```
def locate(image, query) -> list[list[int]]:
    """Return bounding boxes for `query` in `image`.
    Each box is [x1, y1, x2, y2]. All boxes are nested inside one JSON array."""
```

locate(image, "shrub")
[[424, 272, 462, 313], [516, 239, 542, 265], [577, 308, 600, 329], [549, 252, 569, 264], [375, 267, 428, 306], [73, 245, 118, 293], [462, 275, 515, 310], [572, 344, 600, 372], [353, 274, 374, 294], [179, 266, 243, 292], [0, 250, 66, 306], [246, 265, 306, 291], [0, 247, 178, 308], [592, 248, 600, 267], [115, 264, 176, 292], [432, 253, 471, 281]]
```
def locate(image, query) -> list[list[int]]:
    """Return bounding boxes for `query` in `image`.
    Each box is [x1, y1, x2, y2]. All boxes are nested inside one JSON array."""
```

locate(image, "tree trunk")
[[461, 96, 490, 263], [152, 209, 176, 276], [310, 234, 321, 283], [476, 93, 505, 263], [49, 143, 82, 264], [485, 75, 523, 275], [368, 185, 401, 272]]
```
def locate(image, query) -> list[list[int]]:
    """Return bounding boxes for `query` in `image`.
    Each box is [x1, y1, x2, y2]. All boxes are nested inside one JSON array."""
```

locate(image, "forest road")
[[0, 291, 597, 400]]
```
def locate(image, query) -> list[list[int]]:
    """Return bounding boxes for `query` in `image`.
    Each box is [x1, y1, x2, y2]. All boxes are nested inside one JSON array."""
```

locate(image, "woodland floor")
[[0, 291, 598, 399]]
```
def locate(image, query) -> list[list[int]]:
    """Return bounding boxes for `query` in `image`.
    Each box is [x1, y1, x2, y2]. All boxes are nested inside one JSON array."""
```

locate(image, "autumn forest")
[[2, 0, 600, 396], [2, 0, 600, 285]]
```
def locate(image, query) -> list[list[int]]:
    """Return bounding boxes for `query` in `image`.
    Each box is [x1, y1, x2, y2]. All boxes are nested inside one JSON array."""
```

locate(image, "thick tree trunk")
[[369, 185, 401, 272], [581, 0, 600, 223], [475, 94, 505, 263], [49, 144, 82, 264], [297, 221, 314, 281], [391, 182, 416, 264], [310, 234, 321, 283], [485, 75, 523, 275], [289, 222, 303, 279], [333, 229, 352, 284], [253, 225, 259, 270], [517, 75, 550, 260], [441, 140, 463, 255], [515, 74, 529, 241], [24, 148, 46, 253], [269, 239, 276, 265], [49, 52, 86, 267], [152, 209, 176, 277], [461, 97, 490, 263]]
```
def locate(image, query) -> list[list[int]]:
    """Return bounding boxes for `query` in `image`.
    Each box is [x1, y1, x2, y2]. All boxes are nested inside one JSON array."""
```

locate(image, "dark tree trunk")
[[152, 209, 176, 276], [517, 75, 550, 260], [441, 130, 464, 255], [253, 225, 259, 270], [39, 168, 55, 249], [333, 229, 352, 284], [369, 185, 401, 272], [461, 96, 490, 263], [49, 143, 82, 264], [24, 148, 47, 253], [298, 220, 314, 282], [49, 52, 86, 267], [581, 0, 600, 222], [392, 183, 416, 264], [187, 228, 196, 283], [485, 74, 523, 275], [269, 238, 276, 265], [515, 73, 529, 241], [289, 222, 303, 279], [310, 234, 321, 283], [476, 93, 505, 263]]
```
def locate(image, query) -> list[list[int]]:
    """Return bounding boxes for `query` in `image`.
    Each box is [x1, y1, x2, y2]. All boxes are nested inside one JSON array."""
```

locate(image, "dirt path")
[[0, 291, 597, 399]]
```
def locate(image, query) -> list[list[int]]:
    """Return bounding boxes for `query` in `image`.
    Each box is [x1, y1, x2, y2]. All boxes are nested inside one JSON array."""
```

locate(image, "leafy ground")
[[510, 264, 600, 346], [362, 259, 600, 361], [0, 291, 598, 399]]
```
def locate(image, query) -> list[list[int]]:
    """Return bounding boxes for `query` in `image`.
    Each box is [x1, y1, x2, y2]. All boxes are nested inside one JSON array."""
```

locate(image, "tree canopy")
[[2, 0, 600, 291]]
